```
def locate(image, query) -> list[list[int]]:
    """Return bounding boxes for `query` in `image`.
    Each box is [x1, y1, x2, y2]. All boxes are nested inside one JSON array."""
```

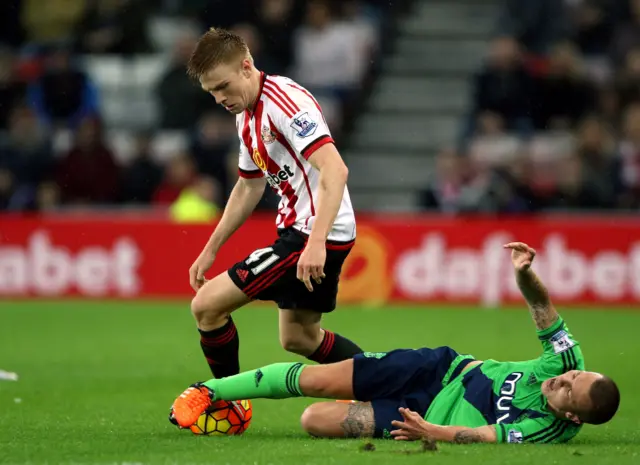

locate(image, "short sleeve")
[[495, 417, 581, 444], [238, 140, 263, 179], [272, 87, 334, 160], [535, 318, 585, 377]]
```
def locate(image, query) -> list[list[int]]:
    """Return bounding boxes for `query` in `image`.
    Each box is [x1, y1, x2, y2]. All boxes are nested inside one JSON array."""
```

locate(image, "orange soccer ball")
[[189, 400, 253, 436]]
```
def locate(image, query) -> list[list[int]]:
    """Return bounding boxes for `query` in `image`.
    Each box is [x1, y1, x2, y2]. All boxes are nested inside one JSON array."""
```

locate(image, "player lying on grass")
[[171, 242, 620, 444]]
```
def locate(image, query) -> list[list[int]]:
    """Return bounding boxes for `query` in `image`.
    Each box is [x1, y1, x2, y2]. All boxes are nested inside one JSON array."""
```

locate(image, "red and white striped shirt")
[[237, 73, 356, 243]]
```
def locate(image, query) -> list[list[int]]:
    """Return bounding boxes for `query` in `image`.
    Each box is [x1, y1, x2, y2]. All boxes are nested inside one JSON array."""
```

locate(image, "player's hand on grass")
[[504, 242, 536, 272], [189, 249, 216, 292], [297, 240, 326, 292], [390, 408, 431, 441]]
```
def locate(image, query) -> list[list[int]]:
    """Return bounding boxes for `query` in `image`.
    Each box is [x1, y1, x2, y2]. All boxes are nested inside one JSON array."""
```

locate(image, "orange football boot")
[[171, 384, 213, 428]]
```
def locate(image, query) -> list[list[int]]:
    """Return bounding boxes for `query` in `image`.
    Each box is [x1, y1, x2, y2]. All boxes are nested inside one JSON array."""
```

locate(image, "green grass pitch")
[[1, 301, 639, 465]]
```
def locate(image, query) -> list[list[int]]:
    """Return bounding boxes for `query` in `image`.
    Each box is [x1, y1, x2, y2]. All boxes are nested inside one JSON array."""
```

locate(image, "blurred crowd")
[[421, 0, 640, 213], [0, 0, 384, 216]]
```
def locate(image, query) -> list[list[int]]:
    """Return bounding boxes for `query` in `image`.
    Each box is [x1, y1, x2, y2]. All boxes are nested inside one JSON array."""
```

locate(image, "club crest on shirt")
[[252, 148, 267, 171], [261, 125, 277, 144], [290, 112, 317, 138]]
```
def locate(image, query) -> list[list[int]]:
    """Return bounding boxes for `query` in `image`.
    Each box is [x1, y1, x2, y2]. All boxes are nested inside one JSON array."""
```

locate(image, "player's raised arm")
[[504, 242, 559, 331]]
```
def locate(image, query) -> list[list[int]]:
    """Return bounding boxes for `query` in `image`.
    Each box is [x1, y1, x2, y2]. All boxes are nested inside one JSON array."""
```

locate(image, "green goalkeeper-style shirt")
[[426, 317, 584, 444]]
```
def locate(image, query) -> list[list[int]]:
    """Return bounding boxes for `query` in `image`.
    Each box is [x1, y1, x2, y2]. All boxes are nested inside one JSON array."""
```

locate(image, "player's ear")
[[565, 411, 582, 425], [241, 58, 252, 77]]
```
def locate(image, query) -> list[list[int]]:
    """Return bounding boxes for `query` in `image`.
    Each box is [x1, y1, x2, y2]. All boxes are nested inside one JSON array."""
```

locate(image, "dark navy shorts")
[[352, 347, 474, 438]]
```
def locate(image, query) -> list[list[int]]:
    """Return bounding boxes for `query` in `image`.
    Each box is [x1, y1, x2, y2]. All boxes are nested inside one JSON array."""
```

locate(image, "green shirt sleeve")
[[495, 417, 582, 444], [535, 317, 585, 377]]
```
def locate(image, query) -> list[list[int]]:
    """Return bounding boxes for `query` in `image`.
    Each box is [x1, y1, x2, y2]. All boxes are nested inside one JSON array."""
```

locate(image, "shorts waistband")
[[442, 354, 476, 387]]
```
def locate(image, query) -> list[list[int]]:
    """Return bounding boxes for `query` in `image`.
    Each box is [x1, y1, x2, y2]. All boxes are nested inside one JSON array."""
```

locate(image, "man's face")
[[199, 59, 253, 114], [542, 370, 602, 423]]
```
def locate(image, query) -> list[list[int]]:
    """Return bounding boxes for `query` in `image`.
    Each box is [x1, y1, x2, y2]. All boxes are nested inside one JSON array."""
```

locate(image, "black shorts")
[[352, 347, 475, 438], [228, 228, 354, 313]]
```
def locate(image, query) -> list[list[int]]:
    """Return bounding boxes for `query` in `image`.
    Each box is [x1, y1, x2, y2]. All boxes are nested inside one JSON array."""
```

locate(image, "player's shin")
[[199, 317, 240, 378], [307, 329, 363, 364], [203, 362, 306, 401]]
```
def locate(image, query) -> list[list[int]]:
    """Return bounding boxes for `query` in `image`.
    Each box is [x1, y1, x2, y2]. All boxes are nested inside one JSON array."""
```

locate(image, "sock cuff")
[[308, 330, 335, 363], [199, 318, 237, 347], [284, 362, 305, 396]]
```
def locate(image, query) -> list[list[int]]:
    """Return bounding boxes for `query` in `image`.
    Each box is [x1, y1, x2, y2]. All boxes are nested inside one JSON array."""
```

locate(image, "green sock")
[[203, 362, 305, 401]]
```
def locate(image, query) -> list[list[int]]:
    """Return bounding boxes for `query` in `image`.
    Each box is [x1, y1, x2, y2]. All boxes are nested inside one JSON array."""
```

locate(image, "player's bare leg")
[[171, 359, 356, 428], [300, 402, 375, 438], [278, 309, 324, 356], [279, 309, 363, 363], [191, 272, 251, 378]]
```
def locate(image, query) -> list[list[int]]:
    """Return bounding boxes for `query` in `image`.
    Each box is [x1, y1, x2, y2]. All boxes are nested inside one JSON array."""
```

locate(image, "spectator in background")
[[495, 0, 569, 55], [230, 23, 279, 75], [74, 0, 153, 55], [56, 117, 120, 205], [21, 0, 85, 45], [0, 48, 26, 130], [293, 1, 361, 96], [469, 37, 533, 137], [190, 112, 234, 198], [0, 106, 54, 210], [418, 148, 479, 213], [0, 168, 14, 210], [610, 0, 640, 69], [597, 83, 622, 130], [153, 153, 197, 205], [337, 0, 379, 86], [0, 0, 24, 48], [198, 0, 253, 30], [120, 132, 163, 204], [615, 46, 640, 109], [570, 0, 615, 57], [551, 154, 612, 209], [34, 181, 61, 211], [575, 115, 621, 204], [252, 0, 301, 72], [170, 175, 221, 223], [156, 31, 212, 130], [616, 103, 640, 207], [531, 41, 596, 130], [27, 47, 100, 129]]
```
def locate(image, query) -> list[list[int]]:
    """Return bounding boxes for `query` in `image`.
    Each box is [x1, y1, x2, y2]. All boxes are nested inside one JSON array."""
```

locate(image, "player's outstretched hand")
[[503, 242, 536, 272], [297, 240, 326, 292], [189, 249, 216, 292], [390, 407, 431, 441]]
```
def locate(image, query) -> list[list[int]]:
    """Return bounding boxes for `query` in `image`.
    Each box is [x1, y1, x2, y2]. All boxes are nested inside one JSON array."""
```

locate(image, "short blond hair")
[[187, 28, 249, 80]]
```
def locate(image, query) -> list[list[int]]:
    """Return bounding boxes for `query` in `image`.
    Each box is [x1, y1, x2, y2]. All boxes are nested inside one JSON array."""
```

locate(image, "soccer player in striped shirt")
[[182, 28, 362, 382], [171, 242, 620, 444]]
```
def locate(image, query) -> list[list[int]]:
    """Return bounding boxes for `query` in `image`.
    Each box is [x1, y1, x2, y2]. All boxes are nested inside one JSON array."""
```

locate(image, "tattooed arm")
[[340, 402, 376, 438], [504, 242, 559, 331], [390, 408, 497, 443]]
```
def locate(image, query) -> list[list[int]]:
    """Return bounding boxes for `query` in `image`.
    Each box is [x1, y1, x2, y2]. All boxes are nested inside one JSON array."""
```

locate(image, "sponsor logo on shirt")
[[496, 372, 524, 424], [508, 430, 523, 443], [290, 112, 318, 138], [265, 165, 295, 189], [550, 330, 576, 354]]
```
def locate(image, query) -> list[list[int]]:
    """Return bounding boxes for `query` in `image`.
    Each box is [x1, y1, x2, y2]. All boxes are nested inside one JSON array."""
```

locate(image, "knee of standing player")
[[280, 332, 314, 355], [190, 289, 222, 324], [300, 403, 327, 436]]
